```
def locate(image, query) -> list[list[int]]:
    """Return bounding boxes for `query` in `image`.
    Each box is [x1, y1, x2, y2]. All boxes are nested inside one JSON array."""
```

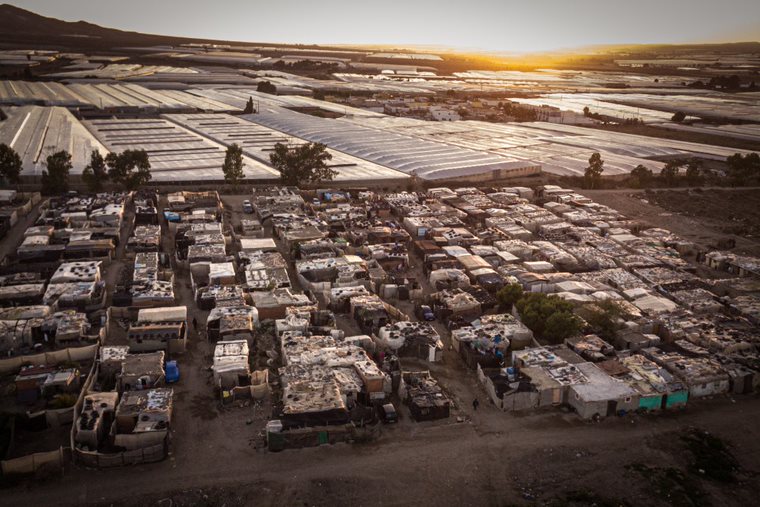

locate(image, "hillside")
[[0, 3, 756, 72], [0, 3, 208, 49]]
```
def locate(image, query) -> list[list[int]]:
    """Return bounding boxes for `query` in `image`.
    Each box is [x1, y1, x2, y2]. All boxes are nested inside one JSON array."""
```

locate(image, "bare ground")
[[576, 187, 760, 256], [2, 395, 760, 507]]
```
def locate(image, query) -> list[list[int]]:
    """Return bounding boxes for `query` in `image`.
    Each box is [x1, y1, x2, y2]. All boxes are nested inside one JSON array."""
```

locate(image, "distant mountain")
[[0, 3, 755, 66], [0, 4, 361, 54], [0, 3, 130, 38], [0, 3, 218, 49]]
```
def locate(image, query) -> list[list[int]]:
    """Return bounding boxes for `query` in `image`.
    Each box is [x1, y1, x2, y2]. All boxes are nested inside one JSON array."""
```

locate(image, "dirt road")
[[2, 394, 759, 507]]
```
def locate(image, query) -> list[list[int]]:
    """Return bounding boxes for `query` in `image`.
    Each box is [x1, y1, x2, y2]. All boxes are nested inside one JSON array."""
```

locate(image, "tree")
[[496, 283, 523, 311], [256, 80, 277, 94], [584, 152, 604, 189], [544, 312, 583, 343], [630, 164, 653, 188], [222, 144, 245, 189], [82, 150, 108, 193], [671, 111, 686, 123], [0, 143, 22, 186], [685, 158, 703, 186], [708, 74, 742, 91], [243, 96, 254, 114], [582, 300, 627, 341], [515, 293, 581, 344], [270, 142, 335, 186], [105, 149, 152, 191], [660, 159, 683, 186], [726, 152, 760, 186], [41, 150, 72, 194]]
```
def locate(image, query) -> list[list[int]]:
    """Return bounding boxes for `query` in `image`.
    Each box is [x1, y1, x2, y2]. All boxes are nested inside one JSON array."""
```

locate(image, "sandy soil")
[[576, 187, 760, 256], [644, 188, 760, 242], [3, 393, 760, 507]]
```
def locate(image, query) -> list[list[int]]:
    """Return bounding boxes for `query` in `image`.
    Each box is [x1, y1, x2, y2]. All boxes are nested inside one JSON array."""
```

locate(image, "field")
[[577, 187, 760, 256], [644, 188, 760, 240]]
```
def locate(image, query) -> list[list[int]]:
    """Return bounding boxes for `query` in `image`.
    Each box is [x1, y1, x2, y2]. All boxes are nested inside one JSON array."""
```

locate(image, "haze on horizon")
[[9, 0, 760, 53]]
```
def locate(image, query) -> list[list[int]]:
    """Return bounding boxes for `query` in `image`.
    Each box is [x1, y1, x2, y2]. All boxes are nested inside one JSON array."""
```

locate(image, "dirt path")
[[2, 395, 759, 507]]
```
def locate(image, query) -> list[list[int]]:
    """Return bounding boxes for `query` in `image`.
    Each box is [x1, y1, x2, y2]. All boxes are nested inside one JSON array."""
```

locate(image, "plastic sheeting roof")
[[242, 106, 535, 180], [83, 117, 279, 181], [164, 113, 408, 182]]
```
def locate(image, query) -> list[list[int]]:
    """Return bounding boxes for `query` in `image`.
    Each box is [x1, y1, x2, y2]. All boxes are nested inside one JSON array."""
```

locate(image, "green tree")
[[630, 164, 653, 188], [515, 293, 581, 343], [496, 283, 523, 311], [544, 312, 583, 343], [685, 158, 703, 186], [726, 152, 760, 186], [82, 150, 108, 193], [257, 80, 277, 94], [671, 111, 686, 122], [583, 300, 626, 341], [0, 143, 22, 187], [41, 150, 72, 194], [270, 142, 335, 186], [105, 149, 151, 191], [660, 159, 683, 186], [584, 152, 604, 189], [222, 143, 245, 189], [243, 96, 254, 114]]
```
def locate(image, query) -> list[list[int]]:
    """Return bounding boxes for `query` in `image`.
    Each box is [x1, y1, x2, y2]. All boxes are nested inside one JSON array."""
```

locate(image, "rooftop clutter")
[[5, 177, 759, 469], [377, 185, 760, 420], [277, 327, 387, 428], [376, 321, 443, 362]]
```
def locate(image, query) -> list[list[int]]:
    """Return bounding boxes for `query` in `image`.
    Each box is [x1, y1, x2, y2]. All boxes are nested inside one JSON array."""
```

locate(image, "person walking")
[[472, 398, 480, 411]]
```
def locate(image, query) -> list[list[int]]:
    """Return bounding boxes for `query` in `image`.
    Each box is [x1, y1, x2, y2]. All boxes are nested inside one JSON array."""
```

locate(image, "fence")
[[45, 406, 75, 428], [1, 447, 64, 475], [0, 343, 98, 375], [476, 363, 503, 410], [73, 441, 167, 468], [69, 358, 170, 469]]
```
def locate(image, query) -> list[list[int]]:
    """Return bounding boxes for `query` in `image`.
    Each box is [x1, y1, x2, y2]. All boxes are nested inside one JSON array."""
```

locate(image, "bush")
[[515, 293, 582, 343], [256, 80, 277, 94], [496, 283, 523, 310], [583, 300, 626, 341]]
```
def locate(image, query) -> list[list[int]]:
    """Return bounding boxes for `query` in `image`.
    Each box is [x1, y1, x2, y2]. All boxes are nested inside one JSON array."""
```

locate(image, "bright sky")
[[12, 0, 760, 53]]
